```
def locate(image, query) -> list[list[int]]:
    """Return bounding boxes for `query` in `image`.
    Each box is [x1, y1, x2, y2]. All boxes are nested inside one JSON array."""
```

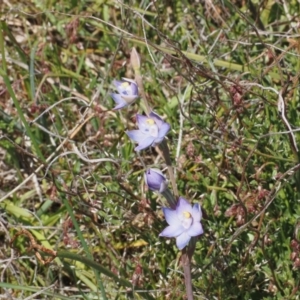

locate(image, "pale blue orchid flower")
[[126, 112, 170, 151], [159, 197, 204, 250], [110, 78, 138, 110]]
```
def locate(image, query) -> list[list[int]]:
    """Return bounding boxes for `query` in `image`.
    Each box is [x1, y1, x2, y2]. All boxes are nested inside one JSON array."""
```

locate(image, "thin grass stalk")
[[58, 176, 107, 300]]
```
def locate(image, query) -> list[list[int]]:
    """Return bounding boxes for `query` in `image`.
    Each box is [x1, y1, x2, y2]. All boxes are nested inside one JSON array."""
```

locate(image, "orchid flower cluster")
[[145, 169, 204, 249], [109, 49, 204, 251]]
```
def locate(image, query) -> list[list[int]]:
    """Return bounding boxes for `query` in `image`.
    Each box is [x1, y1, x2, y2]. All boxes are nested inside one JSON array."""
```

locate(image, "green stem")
[[160, 140, 179, 198], [134, 69, 151, 116], [161, 188, 177, 209]]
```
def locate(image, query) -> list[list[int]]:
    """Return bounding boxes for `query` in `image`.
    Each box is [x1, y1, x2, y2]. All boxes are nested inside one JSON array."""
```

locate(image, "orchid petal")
[[145, 169, 167, 192], [112, 80, 124, 89], [113, 78, 137, 93], [163, 207, 179, 226], [111, 93, 126, 105], [152, 137, 164, 145], [136, 114, 149, 127], [157, 122, 171, 139], [111, 95, 128, 110], [135, 136, 155, 151], [114, 103, 128, 110], [139, 122, 158, 137], [159, 224, 185, 238], [149, 168, 164, 176], [192, 203, 202, 222], [149, 111, 164, 127], [176, 232, 191, 250], [129, 82, 138, 95], [159, 181, 168, 193], [176, 197, 193, 216], [187, 222, 204, 237], [126, 130, 147, 142], [121, 95, 138, 103]]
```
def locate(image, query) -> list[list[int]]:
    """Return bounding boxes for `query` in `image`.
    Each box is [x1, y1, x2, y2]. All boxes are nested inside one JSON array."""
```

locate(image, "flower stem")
[[131, 48, 190, 300], [131, 48, 178, 197], [182, 248, 194, 300], [131, 47, 151, 115], [134, 69, 151, 116], [161, 188, 177, 209], [159, 140, 179, 198]]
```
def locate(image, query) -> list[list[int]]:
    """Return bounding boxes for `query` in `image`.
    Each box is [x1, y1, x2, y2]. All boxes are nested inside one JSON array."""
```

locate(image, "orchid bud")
[[130, 47, 141, 71], [144, 168, 168, 193]]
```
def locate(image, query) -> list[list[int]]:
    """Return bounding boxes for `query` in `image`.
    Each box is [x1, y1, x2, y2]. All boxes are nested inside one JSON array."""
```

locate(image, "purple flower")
[[126, 112, 170, 151], [110, 78, 138, 110], [159, 197, 203, 250], [144, 168, 168, 193]]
